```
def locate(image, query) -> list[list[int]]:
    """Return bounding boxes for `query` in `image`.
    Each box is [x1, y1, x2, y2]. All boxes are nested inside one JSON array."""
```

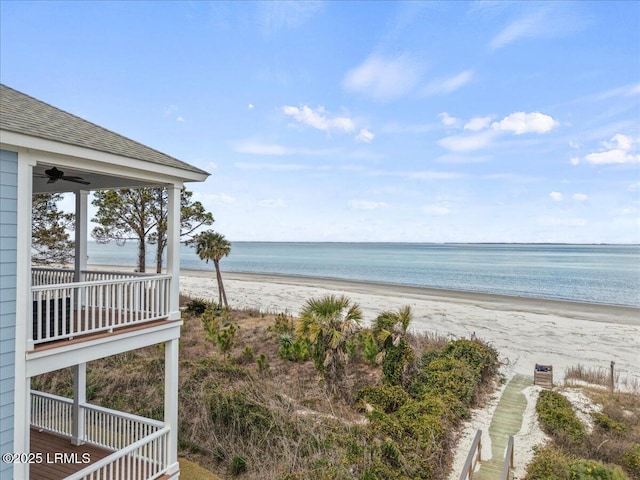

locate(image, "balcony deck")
[[32, 315, 174, 353], [30, 428, 112, 479]]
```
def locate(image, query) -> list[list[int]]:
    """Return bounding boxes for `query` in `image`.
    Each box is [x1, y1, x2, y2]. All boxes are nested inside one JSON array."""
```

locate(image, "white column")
[[74, 190, 88, 282], [71, 363, 86, 445], [166, 185, 181, 320], [164, 338, 179, 475], [14, 154, 34, 479]]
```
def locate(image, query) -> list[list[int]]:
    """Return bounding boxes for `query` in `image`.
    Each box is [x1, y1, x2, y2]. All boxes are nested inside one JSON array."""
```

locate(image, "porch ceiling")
[[33, 164, 162, 194]]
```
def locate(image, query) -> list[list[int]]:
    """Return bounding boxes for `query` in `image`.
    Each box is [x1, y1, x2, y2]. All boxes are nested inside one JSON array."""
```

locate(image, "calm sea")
[[87, 242, 640, 308]]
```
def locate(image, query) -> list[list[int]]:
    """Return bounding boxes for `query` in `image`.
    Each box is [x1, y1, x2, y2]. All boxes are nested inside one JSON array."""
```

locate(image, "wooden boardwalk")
[[473, 374, 531, 480]]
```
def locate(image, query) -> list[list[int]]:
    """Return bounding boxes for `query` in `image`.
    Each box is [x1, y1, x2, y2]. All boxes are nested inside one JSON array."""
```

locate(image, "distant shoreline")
[[188, 269, 640, 326], [87, 263, 640, 324]]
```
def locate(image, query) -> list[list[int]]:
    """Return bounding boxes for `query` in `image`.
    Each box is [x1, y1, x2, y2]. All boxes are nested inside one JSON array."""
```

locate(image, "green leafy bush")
[[536, 390, 586, 446], [278, 334, 310, 362], [592, 412, 630, 436], [621, 443, 640, 478], [357, 384, 410, 413], [568, 459, 627, 479]]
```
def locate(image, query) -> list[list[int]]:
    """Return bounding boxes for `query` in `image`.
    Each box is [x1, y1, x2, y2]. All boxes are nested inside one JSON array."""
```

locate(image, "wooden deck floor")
[[32, 316, 178, 353], [29, 428, 176, 479], [30, 428, 113, 480]]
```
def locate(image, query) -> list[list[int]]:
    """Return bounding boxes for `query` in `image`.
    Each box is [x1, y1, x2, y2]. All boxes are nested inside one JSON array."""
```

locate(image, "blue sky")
[[2, 1, 639, 243]]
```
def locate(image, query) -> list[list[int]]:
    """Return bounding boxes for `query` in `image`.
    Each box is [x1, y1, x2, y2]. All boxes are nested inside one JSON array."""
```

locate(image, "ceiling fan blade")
[[63, 176, 91, 185]]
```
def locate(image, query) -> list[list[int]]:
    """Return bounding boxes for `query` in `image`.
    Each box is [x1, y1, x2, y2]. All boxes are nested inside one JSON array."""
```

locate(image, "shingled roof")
[[0, 84, 208, 177]]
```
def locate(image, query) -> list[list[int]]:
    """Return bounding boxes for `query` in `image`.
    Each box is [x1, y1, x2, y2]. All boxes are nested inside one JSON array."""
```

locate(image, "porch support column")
[[164, 338, 179, 474], [71, 362, 86, 445], [166, 185, 181, 320], [74, 190, 88, 282]]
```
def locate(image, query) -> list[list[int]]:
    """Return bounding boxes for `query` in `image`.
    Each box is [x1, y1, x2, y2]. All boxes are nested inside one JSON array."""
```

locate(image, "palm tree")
[[188, 230, 231, 307], [297, 294, 362, 396], [372, 305, 414, 386]]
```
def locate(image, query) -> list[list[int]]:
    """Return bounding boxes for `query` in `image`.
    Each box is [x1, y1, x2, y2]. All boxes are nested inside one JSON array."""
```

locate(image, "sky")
[[1, 1, 639, 243]]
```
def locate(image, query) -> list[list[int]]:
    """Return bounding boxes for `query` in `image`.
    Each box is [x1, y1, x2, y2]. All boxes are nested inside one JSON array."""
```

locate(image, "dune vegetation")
[[32, 293, 501, 479]]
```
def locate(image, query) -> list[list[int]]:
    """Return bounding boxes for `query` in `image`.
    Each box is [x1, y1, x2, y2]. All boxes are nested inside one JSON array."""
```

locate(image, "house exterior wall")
[[0, 149, 18, 480]]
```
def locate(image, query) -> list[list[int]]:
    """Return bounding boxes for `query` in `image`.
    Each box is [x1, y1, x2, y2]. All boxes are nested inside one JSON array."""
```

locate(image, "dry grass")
[[564, 363, 640, 392]]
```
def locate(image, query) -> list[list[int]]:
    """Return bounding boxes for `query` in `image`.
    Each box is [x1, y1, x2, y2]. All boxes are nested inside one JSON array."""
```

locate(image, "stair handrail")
[[500, 435, 515, 480], [459, 429, 482, 480]]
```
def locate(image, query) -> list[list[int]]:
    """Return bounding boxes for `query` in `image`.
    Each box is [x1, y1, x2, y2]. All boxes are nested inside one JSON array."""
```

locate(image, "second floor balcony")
[[31, 268, 172, 349]]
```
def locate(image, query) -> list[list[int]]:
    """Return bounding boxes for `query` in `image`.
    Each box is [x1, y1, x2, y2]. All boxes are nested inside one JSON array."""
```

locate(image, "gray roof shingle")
[[0, 84, 209, 177]]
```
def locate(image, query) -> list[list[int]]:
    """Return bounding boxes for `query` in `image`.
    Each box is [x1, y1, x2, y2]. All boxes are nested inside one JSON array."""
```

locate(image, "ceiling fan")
[[39, 167, 91, 185]]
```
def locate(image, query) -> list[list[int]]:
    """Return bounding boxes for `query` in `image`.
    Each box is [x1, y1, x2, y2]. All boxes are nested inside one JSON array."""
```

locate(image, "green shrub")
[[417, 356, 477, 406], [230, 455, 247, 475], [441, 339, 498, 381], [592, 412, 630, 436], [361, 330, 381, 365], [278, 334, 310, 362], [357, 384, 410, 413], [524, 445, 571, 480], [270, 312, 295, 335], [536, 390, 586, 446], [256, 353, 270, 373], [568, 459, 628, 479], [239, 346, 254, 363], [621, 443, 640, 478], [381, 340, 414, 386], [184, 298, 210, 316]]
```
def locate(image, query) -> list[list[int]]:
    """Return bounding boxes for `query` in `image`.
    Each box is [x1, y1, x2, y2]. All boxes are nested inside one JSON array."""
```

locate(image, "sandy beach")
[[180, 269, 640, 384], [179, 269, 639, 478]]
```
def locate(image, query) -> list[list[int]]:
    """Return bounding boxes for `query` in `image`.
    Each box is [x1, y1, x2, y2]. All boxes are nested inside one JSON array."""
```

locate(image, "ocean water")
[[87, 242, 640, 307]]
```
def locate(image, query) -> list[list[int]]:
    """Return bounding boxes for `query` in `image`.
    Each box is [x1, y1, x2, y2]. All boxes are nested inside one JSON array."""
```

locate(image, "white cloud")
[[629, 182, 640, 191], [422, 204, 450, 215], [235, 162, 329, 171], [235, 142, 289, 156], [233, 141, 339, 156], [464, 116, 492, 131], [342, 54, 424, 102], [584, 134, 640, 165], [489, 6, 587, 49], [491, 112, 558, 134], [176, 116, 186, 123], [438, 112, 458, 126], [202, 193, 236, 204], [569, 140, 579, 149], [248, 103, 254, 109], [538, 216, 587, 227], [348, 200, 388, 210], [355, 128, 375, 143], [258, 198, 286, 208], [438, 130, 498, 152], [422, 70, 474, 96], [283, 105, 355, 133], [550, 191, 564, 201], [208, 162, 218, 170], [570, 157, 580, 166], [572, 193, 588, 201], [259, 1, 322, 34]]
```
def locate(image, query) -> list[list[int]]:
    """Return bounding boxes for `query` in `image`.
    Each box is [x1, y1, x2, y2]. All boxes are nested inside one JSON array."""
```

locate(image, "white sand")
[[178, 269, 639, 478]]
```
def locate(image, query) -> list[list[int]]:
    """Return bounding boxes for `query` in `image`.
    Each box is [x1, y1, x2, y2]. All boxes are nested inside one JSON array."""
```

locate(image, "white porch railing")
[[31, 390, 170, 480], [31, 270, 171, 345], [32, 268, 156, 286]]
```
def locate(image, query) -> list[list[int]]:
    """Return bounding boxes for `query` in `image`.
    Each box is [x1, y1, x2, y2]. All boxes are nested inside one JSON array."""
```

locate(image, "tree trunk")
[[137, 240, 146, 273], [214, 260, 227, 307], [155, 236, 166, 273]]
